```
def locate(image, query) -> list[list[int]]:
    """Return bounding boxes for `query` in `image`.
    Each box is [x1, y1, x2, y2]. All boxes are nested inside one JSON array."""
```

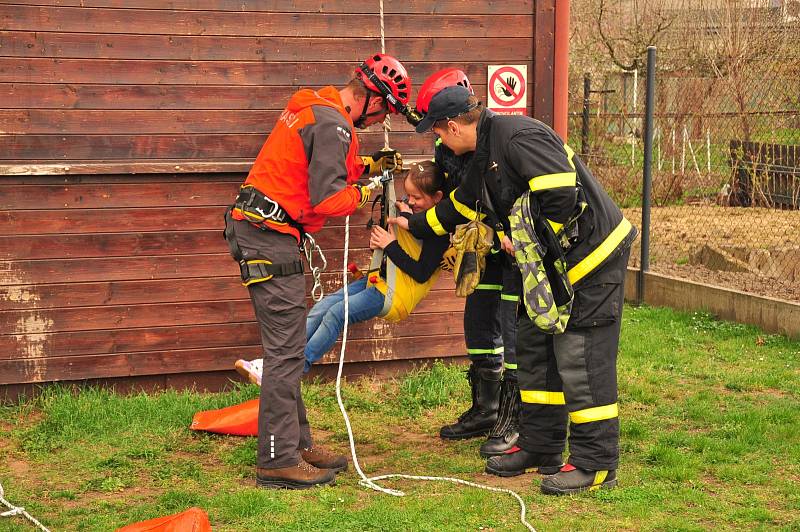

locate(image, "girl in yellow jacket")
[[236, 161, 450, 384]]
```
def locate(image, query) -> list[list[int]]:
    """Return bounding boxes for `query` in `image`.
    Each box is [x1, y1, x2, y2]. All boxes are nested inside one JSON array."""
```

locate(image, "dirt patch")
[[624, 205, 800, 303]]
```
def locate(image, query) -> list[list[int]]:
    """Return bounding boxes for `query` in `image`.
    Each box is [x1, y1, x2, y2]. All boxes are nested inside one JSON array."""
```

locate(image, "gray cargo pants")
[[229, 218, 312, 469]]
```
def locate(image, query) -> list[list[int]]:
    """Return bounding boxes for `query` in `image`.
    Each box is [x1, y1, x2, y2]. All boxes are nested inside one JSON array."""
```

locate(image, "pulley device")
[[365, 167, 398, 283]]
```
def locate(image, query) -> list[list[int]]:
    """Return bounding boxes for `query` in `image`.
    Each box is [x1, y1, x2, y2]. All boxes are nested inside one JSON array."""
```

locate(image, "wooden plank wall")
[[0, 0, 535, 165], [0, 0, 544, 393]]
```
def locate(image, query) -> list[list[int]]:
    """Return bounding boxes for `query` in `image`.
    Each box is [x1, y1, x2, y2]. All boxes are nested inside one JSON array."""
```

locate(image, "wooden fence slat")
[[0, 205, 383, 234], [0, 0, 532, 15], [0, 181, 239, 209], [0, 228, 371, 259], [1, 7, 532, 37], [0, 311, 464, 359], [0, 273, 455, 310], [0, 334, 465, 384], [0, 132, 434, 160], [0, 31, 532, 62], [0, 83, 521, 111], [0, 59, 502, 86]]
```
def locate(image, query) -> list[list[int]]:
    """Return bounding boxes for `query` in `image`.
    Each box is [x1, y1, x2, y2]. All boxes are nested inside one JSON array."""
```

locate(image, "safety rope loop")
[[303, 234, 327, 302], [0, 481, 51, 532]]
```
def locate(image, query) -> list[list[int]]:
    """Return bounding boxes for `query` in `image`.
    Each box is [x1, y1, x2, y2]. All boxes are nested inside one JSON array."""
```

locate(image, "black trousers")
[[463, 253, 504, 366], [516, 249, 630, 471]]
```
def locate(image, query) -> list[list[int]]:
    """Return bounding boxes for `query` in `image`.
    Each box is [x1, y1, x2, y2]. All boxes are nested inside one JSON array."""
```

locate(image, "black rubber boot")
[[484, 447, 564, 477], [479, 376, 520, 457], [540, 464, 617, 495], [440, 365, 502, 440]]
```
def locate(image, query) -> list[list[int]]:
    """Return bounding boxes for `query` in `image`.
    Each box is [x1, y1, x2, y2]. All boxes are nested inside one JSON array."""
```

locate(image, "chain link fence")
[[568, 61, 800, 303]]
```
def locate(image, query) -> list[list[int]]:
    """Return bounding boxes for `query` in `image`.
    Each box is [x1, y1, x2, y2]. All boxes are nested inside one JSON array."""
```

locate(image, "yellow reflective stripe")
[[528, 171, 577, 191], [496, 229, 506, 242], [467, 346, 504, 355], [501, 294, 519, 302], [589, 470, 609, 491], [567, 218, 632, 285], [547, 219, 564, 233], [425, 208, 448, 236], [504, 362, 518, 370], [520, 390, 566, 405], [450, 190, 486, 221], [569, 403, 618, 424], [564, 143, 576, 170], [476, 284, 502, 291], [435, 137, 443, 146]]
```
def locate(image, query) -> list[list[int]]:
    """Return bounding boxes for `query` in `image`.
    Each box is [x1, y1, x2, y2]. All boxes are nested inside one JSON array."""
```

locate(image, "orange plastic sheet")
[[190, 398, 259, 436], [116, 507, 211, 532]]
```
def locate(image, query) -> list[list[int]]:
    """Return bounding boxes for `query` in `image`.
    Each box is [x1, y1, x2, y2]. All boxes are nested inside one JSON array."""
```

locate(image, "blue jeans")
[[304, 276, 385, 371]]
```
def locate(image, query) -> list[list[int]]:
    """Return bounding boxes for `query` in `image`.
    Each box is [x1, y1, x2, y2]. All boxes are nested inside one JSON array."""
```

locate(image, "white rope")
[[379, 0, 390, 148], [0, 481, 51, 532]]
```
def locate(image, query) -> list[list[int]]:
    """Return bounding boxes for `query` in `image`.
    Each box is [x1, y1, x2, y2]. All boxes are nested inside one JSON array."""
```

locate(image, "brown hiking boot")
[[301, 446, 348, 473], [255, 459, 335, 490]]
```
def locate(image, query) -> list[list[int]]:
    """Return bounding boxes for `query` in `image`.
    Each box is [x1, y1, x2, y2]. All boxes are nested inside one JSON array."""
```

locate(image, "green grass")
[[1, 306, 799, 531]]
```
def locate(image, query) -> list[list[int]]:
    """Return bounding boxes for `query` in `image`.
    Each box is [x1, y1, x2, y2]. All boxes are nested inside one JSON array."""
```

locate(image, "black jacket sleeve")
[[505, 129, 578, 224], [383, 234, 450, 284]]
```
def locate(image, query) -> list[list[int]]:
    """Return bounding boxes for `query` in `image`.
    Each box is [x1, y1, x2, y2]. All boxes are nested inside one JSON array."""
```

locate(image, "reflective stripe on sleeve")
[[569, 403, 618, 424], [504, 362, 518, 370], [425, 208, 448, 236], [501, 294, 519, 302], [450, 190, 486, 221], [476, 284, 502, 291], [528, 172, 577, 192]]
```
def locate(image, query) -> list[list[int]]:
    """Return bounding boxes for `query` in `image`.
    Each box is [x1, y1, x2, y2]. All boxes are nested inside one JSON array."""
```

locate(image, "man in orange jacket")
[[223, 53, 412, 489]]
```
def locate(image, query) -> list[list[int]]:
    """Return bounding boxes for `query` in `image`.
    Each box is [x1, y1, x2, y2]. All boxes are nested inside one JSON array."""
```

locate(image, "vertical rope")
[[379, 0, 390, 149]]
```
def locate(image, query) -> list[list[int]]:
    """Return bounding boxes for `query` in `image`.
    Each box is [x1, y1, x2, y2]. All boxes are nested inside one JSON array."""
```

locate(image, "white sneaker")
[[234, 358, 262, 386]]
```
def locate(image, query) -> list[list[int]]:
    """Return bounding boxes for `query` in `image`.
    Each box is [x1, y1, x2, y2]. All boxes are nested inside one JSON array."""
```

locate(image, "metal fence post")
[[581, 73, 591, 157], [638, 46, 656, 305]]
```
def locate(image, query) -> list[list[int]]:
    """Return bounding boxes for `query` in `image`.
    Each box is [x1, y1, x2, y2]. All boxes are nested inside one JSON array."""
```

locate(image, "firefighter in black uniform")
[[411, 70, 521, 456], [391, 85, 637, 494]]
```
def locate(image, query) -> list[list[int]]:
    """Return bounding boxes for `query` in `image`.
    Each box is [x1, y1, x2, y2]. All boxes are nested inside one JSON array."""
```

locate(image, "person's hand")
[[395, 199, 412, 214], [501, 235, 515, 255], [361, 149, 403, 176], [387, 216, 410, 231], [370, 225, 396, 250]]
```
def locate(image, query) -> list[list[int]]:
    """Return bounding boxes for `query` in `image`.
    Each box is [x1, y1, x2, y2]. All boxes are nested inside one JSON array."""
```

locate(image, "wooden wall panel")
[[0, 174, 466, 385], [0, 1, 537, 165], [0, 1, 554, 390]]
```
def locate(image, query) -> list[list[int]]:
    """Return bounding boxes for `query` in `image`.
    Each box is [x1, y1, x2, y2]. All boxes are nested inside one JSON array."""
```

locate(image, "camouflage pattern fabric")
[[452, 220, 495, 297], [509, 192, 573, 334]]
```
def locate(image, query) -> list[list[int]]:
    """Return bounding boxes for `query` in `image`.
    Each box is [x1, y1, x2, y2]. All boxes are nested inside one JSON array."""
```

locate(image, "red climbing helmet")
[[355, 53, 412, 114], [415, 68, 474, 114]]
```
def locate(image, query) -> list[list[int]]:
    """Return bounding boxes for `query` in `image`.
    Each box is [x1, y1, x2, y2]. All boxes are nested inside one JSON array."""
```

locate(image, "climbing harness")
[[333, 6, 537, 529], [0, 481, 50, 532], [302, 233, 327, 302]]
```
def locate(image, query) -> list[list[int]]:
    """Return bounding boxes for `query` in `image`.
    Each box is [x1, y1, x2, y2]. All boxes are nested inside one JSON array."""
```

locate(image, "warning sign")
[[487, 65, 527, 115]]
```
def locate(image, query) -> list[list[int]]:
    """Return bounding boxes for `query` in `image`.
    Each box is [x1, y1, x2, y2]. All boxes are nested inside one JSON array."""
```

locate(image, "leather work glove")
[[353, 184, 371, 209], [439, 245, 457, 272], [361, 148, 403, 176], [451, 220, 495, 297]]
